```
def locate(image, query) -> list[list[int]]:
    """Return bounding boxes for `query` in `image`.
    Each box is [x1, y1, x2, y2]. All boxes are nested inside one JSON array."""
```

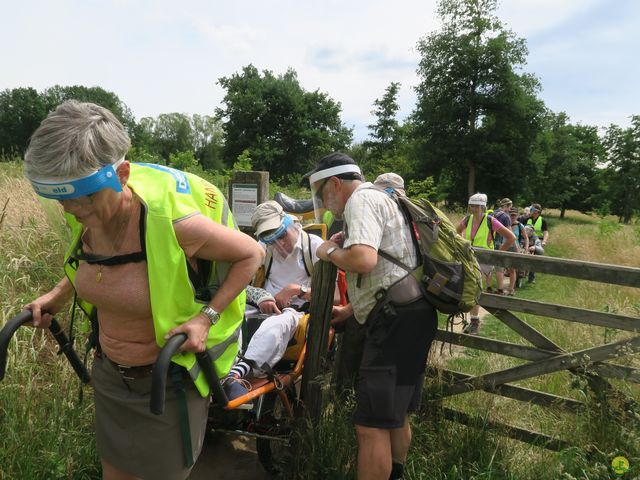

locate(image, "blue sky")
[[2, 0, 638, 141]]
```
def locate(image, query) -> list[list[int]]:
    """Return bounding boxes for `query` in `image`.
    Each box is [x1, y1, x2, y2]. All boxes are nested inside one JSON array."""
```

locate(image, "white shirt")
[[265, 229, 323, 308]]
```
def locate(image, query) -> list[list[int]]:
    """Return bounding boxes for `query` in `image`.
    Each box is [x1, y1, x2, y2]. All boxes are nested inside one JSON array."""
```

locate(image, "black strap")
[[171, 366, 194, 468], [264, 255, 274, 281], [303, 230, 312, 277], [240, 355, 278, 384], [74, 203, 148, 266], [84, 251, 146, 266]]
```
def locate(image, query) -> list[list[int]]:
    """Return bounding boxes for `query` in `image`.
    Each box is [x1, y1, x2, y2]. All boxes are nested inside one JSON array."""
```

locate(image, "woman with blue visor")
[[22, 101, 264, 480]]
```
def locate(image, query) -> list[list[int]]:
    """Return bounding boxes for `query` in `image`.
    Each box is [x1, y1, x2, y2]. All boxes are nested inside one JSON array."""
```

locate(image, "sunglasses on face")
[[314, 178, 330, 203], [259, 226, 288, 245]]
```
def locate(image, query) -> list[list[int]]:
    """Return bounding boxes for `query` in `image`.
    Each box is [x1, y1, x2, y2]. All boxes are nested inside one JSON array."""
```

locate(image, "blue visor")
[[30, 161, 124, 200], [260, 215, 293, 244]]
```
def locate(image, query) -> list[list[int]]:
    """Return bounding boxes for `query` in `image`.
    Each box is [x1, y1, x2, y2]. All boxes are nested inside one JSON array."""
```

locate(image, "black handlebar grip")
[[48, 319, 91, 384], [150, 333, 188, 415], [196, 351, 228, 408], [0, 311, 33, 381], [0, 311, 91, 384]]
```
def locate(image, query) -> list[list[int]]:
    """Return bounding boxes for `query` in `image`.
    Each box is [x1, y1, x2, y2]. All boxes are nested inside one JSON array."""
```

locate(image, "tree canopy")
[[412, 0, 545, 203], [0, 85, 134, 157], [602, 116, 640, 223], [216, 64, 352, 180]]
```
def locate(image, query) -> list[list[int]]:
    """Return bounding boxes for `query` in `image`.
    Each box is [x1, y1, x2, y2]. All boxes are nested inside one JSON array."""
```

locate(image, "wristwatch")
[[200, 306, 221, 326], [326, 246, 338, 257], [299, 285, 309, 298]]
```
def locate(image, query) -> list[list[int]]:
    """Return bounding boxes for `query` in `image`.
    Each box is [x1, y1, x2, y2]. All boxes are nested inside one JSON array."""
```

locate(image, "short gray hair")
[[24, 100, 131, 180]]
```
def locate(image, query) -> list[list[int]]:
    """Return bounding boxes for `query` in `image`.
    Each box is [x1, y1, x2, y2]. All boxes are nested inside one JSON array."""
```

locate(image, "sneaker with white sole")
[[463, 319, 480, 335], [222, 376, 253, 407]]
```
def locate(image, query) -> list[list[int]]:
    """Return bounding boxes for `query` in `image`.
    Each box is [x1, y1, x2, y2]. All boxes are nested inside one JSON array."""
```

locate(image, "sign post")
[[229, 171, 269, 234]]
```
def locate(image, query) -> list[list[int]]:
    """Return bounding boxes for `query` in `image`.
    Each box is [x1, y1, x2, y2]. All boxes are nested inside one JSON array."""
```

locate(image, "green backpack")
[[373, 186, 482, 315]]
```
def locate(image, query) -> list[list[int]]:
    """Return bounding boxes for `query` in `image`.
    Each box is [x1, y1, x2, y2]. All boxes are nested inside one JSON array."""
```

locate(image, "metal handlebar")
[[150, 334, 229, 415], [0, 311, 90, 384]]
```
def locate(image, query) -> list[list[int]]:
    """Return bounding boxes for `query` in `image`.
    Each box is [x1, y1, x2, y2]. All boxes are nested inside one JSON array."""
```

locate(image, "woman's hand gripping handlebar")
[[150, 333, 229, 415], [0, 310, 90, 384]]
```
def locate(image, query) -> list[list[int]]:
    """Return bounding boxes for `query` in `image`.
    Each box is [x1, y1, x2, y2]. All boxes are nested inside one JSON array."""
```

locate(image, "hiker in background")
[[526, 203, 549, 283], [22, 101, 263, 480], [222, 201, 323, 400], [374, 172, 406, 195], [492, 198, 513, 294], [457, 193, 515, 334], [518, 206, 531, 225], [507, 208, 528, 295], [525, 224, 545, 256], [308, 153, 437, 480]]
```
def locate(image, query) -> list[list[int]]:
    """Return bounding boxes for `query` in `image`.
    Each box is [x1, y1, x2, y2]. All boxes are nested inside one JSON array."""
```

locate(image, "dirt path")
[[431, 305, 491, 365], [190, 433, 271, 479]]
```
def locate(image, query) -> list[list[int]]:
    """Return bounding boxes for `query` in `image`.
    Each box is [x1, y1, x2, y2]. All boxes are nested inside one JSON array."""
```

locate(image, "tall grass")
[[0, 162, 99, 479]]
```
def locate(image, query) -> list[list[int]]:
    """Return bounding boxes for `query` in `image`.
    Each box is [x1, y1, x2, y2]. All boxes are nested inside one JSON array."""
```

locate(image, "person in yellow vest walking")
[[456, 193, 515, 334], [525, 203, 548, 283], [22, 101, 264, 480]]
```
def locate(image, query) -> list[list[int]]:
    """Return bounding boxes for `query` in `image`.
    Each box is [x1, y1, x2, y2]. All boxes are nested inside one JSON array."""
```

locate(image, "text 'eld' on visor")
[[29, 158, 125, 200]]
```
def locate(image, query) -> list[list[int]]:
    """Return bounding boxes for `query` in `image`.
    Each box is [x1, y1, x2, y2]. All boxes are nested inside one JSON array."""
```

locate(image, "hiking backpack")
[[372, 186, 483, 315]]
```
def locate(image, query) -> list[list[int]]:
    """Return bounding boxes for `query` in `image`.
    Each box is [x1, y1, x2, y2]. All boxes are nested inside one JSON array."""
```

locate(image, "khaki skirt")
[[92, 354, 209, 480]]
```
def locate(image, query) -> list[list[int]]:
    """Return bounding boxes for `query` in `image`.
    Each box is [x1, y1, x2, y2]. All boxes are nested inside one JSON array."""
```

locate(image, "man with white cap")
[[308, 153, 438, 480], [222, 200, 323, 399], [374, 172, 406, 196]]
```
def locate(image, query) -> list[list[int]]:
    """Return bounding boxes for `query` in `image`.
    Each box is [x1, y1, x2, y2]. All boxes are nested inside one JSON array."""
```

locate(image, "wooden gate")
[[431, 249, 640, 450]]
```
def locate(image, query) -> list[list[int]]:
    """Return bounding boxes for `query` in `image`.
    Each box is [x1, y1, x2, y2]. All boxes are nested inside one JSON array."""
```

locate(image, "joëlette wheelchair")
[[0, 192, 344, 475]]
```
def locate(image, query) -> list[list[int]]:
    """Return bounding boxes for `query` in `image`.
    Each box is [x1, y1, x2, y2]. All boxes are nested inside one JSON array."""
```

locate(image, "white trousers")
[[244, 308, 303, 372]]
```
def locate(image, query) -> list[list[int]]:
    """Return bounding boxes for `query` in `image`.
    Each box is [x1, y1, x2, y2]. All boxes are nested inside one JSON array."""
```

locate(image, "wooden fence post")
[[300, 260, 337, 423]]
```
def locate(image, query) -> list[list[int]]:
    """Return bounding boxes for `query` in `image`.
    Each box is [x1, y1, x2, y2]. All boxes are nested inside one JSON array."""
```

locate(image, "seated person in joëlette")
[[222, 200, 330, 400]]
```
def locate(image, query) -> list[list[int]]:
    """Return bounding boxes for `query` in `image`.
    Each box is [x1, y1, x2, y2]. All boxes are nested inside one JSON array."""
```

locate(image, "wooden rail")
[[433, 249, 640, 450], [303, 250, 640, 452]]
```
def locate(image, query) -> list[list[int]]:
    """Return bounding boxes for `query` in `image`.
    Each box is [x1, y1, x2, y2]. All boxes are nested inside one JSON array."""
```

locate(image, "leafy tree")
[[127, 145, 163, 165], [130, 113, 223, 169], [130, 117, 156, 151], [152, 113, 194, 161], [42, 85, 135, 133], [365, 82, 402, 161], [412, 0, 544, 203], [602, 116, 640, 223], [0, 87, 48, 157], [233, 149, 253, 172], [169, 150, 198, 170], [531, 112, 604, 217], [191, 114, 224, 170], [216, 64, 352, 180]]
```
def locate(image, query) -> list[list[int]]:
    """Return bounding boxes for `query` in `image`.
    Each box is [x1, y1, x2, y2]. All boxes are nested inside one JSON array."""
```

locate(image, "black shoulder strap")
[[300, 229, 313, 277], [265, 253, 274, 280], [487, 214, 494, 243]]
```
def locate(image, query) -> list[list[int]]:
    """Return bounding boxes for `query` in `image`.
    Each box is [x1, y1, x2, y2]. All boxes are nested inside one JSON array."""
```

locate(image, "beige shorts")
[[92, 354, 209, 480]]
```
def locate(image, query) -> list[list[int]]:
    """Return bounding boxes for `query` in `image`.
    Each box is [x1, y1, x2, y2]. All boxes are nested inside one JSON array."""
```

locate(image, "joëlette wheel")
[[256, 386, 296, 475]]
